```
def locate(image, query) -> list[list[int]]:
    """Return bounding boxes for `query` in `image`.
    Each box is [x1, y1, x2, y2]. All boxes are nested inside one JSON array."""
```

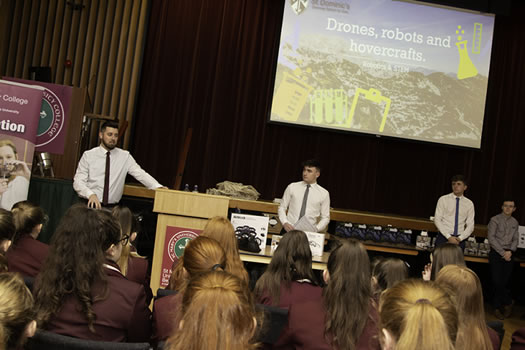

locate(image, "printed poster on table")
[[159, 226, 201, 288], [0, 80, 44, 210], [3, 77, 72, 154]]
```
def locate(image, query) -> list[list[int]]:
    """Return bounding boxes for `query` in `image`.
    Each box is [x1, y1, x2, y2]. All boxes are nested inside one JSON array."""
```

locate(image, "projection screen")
[[269, 0, 495, 148]]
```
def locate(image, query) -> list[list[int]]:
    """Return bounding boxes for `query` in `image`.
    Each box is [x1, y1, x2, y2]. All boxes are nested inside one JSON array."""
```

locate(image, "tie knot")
[[106, 151, 110, 156], [306, 184, 311, 188]]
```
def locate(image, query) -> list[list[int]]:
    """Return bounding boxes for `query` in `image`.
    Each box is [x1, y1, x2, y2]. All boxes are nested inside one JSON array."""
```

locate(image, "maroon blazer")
[[488, 326, 500, 350], [511, 327, 525, 350], [257, 280, 323, 308], [44, 263, 151, 342], [274, 298, 380, 350], [6, 234, 49, 278], [152, 292, 182, 343], [125, 256, 152, 304]]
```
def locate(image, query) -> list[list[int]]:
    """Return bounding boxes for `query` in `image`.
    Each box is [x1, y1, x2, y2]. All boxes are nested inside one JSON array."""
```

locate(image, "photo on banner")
[[0, 80, 44, 209]]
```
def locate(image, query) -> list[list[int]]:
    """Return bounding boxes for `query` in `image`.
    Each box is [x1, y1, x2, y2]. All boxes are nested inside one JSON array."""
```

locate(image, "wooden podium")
[[150, 189, 230, 293]]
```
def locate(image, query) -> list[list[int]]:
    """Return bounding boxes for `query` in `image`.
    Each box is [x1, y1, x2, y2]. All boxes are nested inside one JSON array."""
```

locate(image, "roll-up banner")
[[0, 80, 44, 209]]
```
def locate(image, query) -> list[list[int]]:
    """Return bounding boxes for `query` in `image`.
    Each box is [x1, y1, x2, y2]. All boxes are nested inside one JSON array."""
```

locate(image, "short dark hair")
[[502, 199, 516, 207], [100, 121, 119, 132], [302, 159, 321, 172], [451, 174, 467, 186]]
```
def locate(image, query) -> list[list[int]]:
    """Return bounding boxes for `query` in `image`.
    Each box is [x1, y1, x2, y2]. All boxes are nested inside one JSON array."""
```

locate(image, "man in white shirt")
[[73, 121, 164, 209], [278, 159, 330, 233], [434, 174, 475, 249]]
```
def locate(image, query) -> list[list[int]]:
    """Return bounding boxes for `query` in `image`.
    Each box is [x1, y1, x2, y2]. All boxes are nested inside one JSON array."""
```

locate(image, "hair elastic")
[[415, 298, 431, 305], [211, 264, 224, 271]]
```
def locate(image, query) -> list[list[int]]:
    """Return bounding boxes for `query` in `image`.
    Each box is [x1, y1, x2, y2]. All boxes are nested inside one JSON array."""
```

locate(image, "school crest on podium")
[[290, 0, 308, 15]]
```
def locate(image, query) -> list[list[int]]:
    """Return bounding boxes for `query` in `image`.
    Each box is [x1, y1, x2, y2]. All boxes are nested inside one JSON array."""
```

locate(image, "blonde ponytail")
[[395, 300, 455, 350], [379, 279, 457, 350]]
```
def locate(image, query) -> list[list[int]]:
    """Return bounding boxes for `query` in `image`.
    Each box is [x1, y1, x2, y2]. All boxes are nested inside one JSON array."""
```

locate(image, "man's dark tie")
[[103, 151, 110, 205], [453, 197, 459, 236], [299, 184, 310, 219]]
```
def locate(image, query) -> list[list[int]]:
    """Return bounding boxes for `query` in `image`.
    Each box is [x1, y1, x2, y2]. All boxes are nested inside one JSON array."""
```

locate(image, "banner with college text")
[[3, 77, 72, 154], [0, 80, 44, 209]]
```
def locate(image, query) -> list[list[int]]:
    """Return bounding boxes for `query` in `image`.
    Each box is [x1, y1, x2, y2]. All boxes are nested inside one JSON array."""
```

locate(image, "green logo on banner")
[[38, 99, 54, 136]]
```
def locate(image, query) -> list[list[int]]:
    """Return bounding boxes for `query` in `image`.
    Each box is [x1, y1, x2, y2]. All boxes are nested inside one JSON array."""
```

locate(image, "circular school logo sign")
[[167, 230, 198, 261], [36, 89, 65, 147]]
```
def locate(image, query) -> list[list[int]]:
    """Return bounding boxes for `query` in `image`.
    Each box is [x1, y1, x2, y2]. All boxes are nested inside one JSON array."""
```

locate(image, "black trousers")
[[489, 249, 514, 309]]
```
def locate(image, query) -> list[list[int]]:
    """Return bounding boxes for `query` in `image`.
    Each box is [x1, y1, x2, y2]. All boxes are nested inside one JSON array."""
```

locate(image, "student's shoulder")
[[315, 183, 329, 195]]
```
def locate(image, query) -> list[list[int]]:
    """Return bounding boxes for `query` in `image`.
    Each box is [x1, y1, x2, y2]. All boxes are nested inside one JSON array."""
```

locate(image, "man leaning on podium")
[[73, 121, 164, 209]]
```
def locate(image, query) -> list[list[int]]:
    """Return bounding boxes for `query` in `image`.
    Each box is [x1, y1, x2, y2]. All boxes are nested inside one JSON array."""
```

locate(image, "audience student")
[[422, 243, 465, 281], [379, 279, 458, 350], [436, 265, 499, 350], [275, 239, 380, 350], [200, 216, 249, 284], [166, 271, 259, 350], [254, 230, 320, 308], [0, 208, 15, 271], [112, 206, 152, 304], [0, 272, 36, 350], [511, 328, 525, 350], [6, 201, 49, 278], [371, 257, 409, 297], [0, 209, 14, 253], [153, 236, 227, 343], [33, 204, 151, 342], [169, 216, 249, 290]]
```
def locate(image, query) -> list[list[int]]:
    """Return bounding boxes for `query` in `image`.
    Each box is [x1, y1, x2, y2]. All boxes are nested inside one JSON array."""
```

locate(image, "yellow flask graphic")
[[456, 40, 478, 80]]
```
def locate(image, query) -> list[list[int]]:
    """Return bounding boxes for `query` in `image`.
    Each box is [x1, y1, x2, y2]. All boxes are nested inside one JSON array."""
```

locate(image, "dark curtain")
[[132, 0, 525, 225]]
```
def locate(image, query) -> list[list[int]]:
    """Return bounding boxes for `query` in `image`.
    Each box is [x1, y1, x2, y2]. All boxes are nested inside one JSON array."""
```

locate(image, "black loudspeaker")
[[29, 66, 52, 83]]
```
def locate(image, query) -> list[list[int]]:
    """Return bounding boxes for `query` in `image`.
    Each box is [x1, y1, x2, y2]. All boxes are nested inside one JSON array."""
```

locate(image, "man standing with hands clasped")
[[488, 199, 519, 319], [434, 174, 475, 249], [73, 121, 164, 209], [278, 159, 330, 233]]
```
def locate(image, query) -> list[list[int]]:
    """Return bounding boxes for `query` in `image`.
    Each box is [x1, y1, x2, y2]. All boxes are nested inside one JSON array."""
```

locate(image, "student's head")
[[99, 121, 119, 150], [254, 230, 316, 305], [379, 279, 458, 350], [111, 206, 141, 275], [451, 174, 467, 196], [167, 271, 258, 350], [323, 239, 372, 350], [501, 199, 516, 216], [201, 216, 249, 283], [301, 159, 321, 184], [11, 201, 47, 242], [111, 206, 137, 240], [168, 236, 227, 291], [0, 208, 15, 253], [0, 273, 37, 350], [34, 204, 122, 331], [430, 243, 465, 280], [436, 265, 493, 350], [0, 139, 18, 167], [372, 257, 409, 295]]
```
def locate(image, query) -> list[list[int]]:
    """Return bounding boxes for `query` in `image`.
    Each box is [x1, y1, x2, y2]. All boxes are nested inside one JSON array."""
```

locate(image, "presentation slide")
[[269, 0, 495, 148]]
